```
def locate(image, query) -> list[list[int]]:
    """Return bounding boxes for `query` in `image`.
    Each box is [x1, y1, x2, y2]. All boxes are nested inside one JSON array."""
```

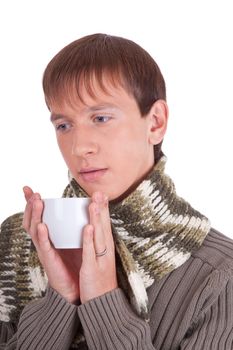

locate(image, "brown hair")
[[43, 33, 166, 160]]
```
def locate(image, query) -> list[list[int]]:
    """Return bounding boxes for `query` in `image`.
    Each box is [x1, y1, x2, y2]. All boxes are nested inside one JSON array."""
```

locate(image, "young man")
[[1, 33, 233, 349]]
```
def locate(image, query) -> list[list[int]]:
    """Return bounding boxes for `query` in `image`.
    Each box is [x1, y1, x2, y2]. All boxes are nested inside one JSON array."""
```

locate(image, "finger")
[[99, 194, 114, 250], [89, 200, 106, 257], [23, 186, 34, 202], [29, 199, 44, 246], [23, 189, 35, 231], [23, 187, 41, 204], [93, 192, 114, 252], [82, 225, 96, 266], [22, 187, 41, 231]]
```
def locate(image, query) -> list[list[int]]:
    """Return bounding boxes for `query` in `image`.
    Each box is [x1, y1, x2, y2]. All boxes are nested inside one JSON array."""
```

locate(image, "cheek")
[[110, 145, 141, 176], [107, 130, 148, 171], [57, 138, 73, 164], [57, 136, 70, 153], [116, 133, 148, 159]]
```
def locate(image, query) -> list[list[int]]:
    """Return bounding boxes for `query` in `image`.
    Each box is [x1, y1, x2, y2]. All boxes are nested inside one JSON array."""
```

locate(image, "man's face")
[[50, 81, 155, 201]]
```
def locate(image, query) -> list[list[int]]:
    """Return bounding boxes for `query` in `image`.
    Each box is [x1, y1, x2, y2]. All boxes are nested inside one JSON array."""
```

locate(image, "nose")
[[71, 128, 99, 157]]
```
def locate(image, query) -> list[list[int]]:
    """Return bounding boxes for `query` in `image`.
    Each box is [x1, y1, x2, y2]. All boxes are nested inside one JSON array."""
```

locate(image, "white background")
[[0, 1, 232, 237]]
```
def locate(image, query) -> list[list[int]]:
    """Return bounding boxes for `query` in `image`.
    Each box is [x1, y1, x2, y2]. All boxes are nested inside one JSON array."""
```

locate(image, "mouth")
[[79, 168, 108, 182]]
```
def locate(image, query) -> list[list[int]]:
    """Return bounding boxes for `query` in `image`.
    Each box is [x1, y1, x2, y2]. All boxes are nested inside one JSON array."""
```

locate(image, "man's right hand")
[[22, 186, 81, 304]]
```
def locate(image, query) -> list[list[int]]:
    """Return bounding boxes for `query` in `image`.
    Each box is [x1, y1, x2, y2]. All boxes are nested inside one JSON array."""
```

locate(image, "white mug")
[[42, 197, 90, 249]]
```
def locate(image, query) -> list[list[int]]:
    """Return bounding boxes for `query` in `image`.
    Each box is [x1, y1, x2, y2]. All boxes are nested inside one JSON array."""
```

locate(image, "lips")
[[79, 168, 108, 182]]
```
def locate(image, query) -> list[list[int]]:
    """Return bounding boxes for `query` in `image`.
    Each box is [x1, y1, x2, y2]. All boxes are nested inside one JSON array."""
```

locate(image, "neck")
[[110, 163, 155, 204]]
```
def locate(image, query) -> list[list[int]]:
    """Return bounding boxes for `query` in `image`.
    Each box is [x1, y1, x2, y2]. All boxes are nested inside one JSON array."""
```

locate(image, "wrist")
[[50, 284, 80, 305]]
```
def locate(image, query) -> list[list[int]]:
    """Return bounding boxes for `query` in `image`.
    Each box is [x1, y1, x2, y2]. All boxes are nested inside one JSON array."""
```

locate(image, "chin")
[[77, 178, 128, 202]]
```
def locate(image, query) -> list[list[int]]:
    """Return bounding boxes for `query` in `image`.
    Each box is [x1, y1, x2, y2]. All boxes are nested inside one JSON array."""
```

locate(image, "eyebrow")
[[50, 103, 118, 123], [50, 113, 64, 123]]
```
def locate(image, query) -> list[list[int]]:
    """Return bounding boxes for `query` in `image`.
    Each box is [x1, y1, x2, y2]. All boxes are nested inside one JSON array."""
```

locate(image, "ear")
[[147, 100, 169, 145]]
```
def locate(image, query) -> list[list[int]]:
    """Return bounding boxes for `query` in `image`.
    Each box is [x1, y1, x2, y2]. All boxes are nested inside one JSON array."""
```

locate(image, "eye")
[[93, 115, 111, 123], [55, 122, 71, 133]]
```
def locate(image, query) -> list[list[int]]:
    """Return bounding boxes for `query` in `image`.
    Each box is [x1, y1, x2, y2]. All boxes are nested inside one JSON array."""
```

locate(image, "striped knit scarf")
[[64, 155, 211, 321], [0, 156, 210, 346]]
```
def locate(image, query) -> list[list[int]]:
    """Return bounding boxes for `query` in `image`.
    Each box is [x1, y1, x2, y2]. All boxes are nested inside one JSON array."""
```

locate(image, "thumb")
[[37, 223, 53, 254]]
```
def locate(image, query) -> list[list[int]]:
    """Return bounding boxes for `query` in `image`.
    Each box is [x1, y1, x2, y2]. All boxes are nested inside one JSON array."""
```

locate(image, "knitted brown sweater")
[[1, 227, 233, 349]]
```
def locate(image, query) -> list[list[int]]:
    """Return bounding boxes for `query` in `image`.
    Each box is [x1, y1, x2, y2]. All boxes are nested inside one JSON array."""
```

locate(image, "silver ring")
[[96, 247, 107, 257]]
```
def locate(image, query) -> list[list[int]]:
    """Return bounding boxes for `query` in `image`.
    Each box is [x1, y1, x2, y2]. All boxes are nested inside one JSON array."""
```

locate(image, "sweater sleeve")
[[0, 286, 81, 350], [78, 288, 156, 350], [0, 323, 17, 350]]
